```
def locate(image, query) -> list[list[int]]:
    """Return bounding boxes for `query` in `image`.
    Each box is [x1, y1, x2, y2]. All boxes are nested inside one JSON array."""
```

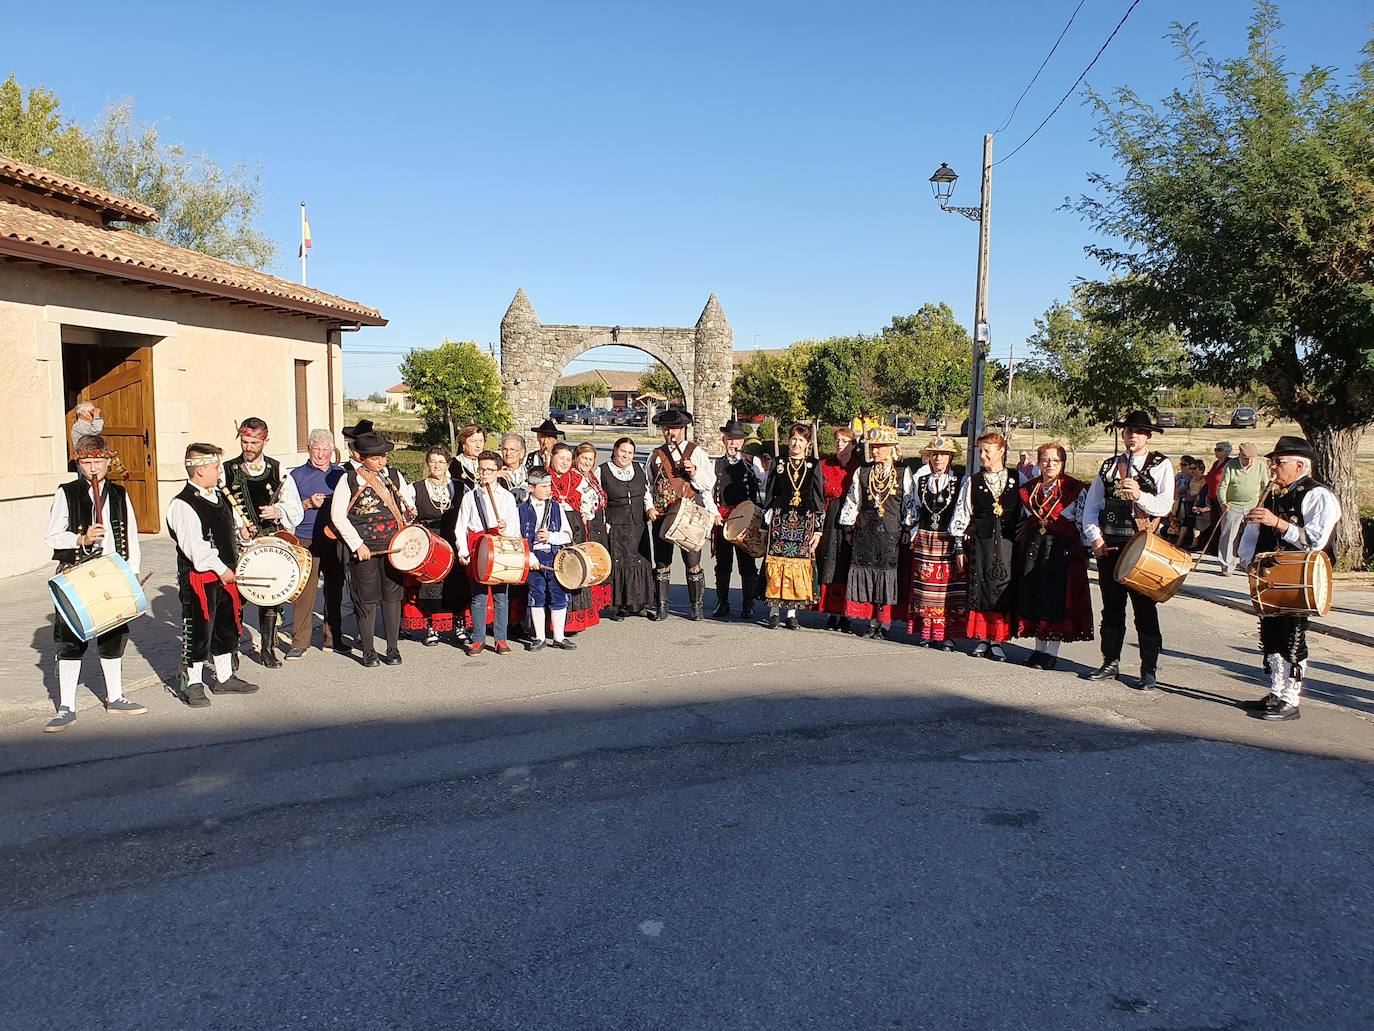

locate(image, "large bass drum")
[[1248, 550, 1333, 617], [236, 537, 312, 607], [48, 554, 150, 641], [1113, 530, 1193, 603]]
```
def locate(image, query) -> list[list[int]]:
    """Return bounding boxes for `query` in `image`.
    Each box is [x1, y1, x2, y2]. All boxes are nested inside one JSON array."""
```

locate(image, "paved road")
[[1, 576, 1372, 1029]]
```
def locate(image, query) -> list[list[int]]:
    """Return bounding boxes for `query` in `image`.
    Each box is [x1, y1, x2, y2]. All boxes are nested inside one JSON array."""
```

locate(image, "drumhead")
[[237, 541, 304, 607], [724, 501, 757, 541], [1116, 532, 1147, 571], [389, 526, 430, 571], [1310, 551, 1333, 615]]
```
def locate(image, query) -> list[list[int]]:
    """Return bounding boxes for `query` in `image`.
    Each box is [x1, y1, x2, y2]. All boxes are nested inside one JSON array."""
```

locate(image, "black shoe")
[[767, 613, 780, 629], [168, 678, 211, 707], [1086, 659, 1120, 681], [784, 615, 801, 631], [988, 644, 1008, 662], [711, 601, 731, 620], [551, 638, 578, 651], [1026, 651, 1046, 668], [285, 647, 307, 660], [382, 649, 403, 666], [740, 604, 755, 622], [527, 639, 547, 652], [838, 617, 851, 633], [260, 648, 281, 669], [211, 675, 258, 695], [423, 629, 440, 647], [332, 643, 354, 656], [1258, 701, 1300, 721], [1041, 655, 1058, 670], [360, 650, 381, 668], [938, 639, 956, 652], [971, 642, 989, 658], [825, 615, 839, 632], [874, 624, 892, 641], [606, 608, 625, 622], [1138, 670, 1158, 691], [1239, 695, 1275, 711]]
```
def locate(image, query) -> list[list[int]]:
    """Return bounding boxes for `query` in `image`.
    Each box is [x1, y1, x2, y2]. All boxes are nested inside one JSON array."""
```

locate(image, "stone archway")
[[500, 289, 733, 442]]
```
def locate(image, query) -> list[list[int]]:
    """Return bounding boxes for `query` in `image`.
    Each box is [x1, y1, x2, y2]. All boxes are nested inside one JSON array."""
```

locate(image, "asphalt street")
[[1, 583, 1372, 1030]]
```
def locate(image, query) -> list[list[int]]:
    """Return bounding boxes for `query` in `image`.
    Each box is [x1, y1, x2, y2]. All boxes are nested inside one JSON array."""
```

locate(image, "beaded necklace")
[[1028, 477, 1061, 535], [867, 462, 899, 517]]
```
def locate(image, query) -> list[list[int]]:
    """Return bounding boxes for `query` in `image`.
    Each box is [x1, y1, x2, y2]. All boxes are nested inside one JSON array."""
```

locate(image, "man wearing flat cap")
[[645, 408, 717, 620], [1079, 409, 1176, 689], [1236, 436, 1341, 722]]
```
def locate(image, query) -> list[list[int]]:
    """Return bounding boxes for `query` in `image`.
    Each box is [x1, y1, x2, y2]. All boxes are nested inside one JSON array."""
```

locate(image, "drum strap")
[[358, 468, 405, 526]]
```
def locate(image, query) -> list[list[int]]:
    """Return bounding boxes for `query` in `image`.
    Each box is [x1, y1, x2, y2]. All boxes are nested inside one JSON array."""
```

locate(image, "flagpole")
[[300, 202, 308, 285]]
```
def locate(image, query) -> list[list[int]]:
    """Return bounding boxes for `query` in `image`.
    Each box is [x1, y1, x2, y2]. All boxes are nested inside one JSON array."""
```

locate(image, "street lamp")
[[930, 134, 994, 471]]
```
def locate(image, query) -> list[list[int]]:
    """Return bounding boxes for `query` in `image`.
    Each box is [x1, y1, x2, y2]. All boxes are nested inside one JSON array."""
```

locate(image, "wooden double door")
[[64, 342, 160, 532]]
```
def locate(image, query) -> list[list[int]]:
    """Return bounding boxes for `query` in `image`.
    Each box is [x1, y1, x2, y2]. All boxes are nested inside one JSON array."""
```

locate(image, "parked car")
[[588, 408, 615, 426], [1157, 411, 1178, 428], [547, 407, 567, 423], [896, 416, 915, 436], [1230, 406, 1257, 429], [626, 409, 648, 427], [564, 405, 592, 424], [922, 413, 945, 431]]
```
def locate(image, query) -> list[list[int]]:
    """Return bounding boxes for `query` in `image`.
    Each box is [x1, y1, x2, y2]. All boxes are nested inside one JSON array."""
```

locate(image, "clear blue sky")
[[9, 0, 1370, 395]]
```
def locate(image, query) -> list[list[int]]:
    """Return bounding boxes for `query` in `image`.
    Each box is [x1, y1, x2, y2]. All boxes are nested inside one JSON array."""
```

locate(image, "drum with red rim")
[[388, 525, 455, 585], [474, 535, 532, 586]]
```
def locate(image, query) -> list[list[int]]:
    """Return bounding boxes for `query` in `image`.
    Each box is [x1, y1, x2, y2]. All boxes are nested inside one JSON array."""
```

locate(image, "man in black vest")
[[1237, 436, 1341, 722], [1079, 410, 1176, 689], [167, 443, 259, 707], [222, 418, 302, 668], [42, 435, 147, 732], [711, 420, 761, 620]]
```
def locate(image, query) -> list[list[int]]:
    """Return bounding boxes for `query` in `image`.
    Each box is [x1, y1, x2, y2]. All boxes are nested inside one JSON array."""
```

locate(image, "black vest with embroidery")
[[169, 484, 239, 580], [1098, 451, 1165, 542], [714, 457, 759, 509], [1256, 476, 1314, 554], [224, 455, 282, 535], [52, 479, 131, 566], [915, 473, 959, 532], [345, 467, 404, 548], [970, 472, 1020, 539], [852, 465, 904, 569]]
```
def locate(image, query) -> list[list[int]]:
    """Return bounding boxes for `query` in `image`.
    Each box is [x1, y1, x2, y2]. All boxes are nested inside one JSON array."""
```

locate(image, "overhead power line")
[[993, 0, 1088, 135], [993, 0, 1143, 166]]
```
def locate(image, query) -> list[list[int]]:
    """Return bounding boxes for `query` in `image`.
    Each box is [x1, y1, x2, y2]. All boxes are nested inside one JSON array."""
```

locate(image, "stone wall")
[[499, 290, 733, 441]]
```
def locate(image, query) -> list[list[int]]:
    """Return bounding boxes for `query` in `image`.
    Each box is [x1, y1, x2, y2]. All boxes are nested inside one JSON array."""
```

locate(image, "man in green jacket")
[[1215, 442, 1271, 574]]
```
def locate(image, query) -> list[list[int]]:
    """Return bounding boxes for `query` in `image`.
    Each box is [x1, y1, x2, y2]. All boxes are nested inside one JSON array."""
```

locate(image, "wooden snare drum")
[[388, 525, 455, 585], [473, 535, 532, 586], [1113, 530, 1194, 603], [723, 500, 766, 559], [236, 537, 313, 608], [554, 541, 613, 590], [48, 554, 150, 641], [661, 500, 712, 553], [1248, 550, 1333, 618]]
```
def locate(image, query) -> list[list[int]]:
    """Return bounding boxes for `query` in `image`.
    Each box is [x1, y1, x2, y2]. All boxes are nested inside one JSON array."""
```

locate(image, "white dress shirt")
[[526, 496, 574, 568], [948, 468, 1023, 539], [1079, 450, 1176, 547], [166, 484, 242, 576], [455, 485, 521, 560], [330, 467, 414, 554], [219, 458, 305, 533], [45, 479, 142, 575], [1238, 481, 1341, 566], [645, 441, 717, 513]]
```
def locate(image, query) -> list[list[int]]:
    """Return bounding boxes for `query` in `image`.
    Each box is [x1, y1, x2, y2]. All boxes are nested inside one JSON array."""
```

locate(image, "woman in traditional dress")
[[816, 425, 862, 631], [905, 435, 966, 650], [597, 437, 655, 619], [401, 446, 469, 647], [574, 442, 615, 618], [449, 425, 485, 493], [839, 426, 911, 640], [1014, 442, 1093, 669], [760, 423, 826, 629], [950, 431, 1022, 661], [548, 442, 601, 634]]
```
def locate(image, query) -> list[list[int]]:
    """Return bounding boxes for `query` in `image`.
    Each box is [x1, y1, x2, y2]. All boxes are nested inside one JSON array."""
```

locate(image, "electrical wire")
[[992, 0, 1088, 135], [993, 0, 1143, 166]]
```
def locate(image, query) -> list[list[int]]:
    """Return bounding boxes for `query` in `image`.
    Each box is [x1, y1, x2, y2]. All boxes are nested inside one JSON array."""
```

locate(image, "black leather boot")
[[687, 571, 706, 621], [651, 570, 671, 621], [711, 578, 731, 619], [739, 572, 757, 621], [1138, 633, 1162, 690], [259, 609, 282, 668], [1087, 628, 1124, 681]]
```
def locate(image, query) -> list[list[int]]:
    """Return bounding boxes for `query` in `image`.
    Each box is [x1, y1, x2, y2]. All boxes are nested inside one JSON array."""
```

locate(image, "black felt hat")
[[1111, 409, 1163, 434], [352, 431, 395, 456], [653, 407, 693, 429], [342, 418, 374, 440], [531, 418, 565, 438], [1265, 435, 1317, 462], [719, 419, 751, 438]]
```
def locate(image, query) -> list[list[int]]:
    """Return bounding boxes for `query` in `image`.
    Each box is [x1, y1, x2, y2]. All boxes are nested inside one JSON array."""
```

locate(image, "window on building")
[[294, 360, 310, 452]]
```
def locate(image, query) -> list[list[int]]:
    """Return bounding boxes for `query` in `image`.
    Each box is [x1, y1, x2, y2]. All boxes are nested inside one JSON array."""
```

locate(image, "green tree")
[[366, 391, 385, 404], [732, 348, 810, 451], [1072, 3, 1374, 563], [551, 384, 598, 409], [0, 74, 91, 176], [637, 362, 682, 402], [803, 337, 881, 425], [398, 339, 513, 449], [873, 304, 973, 419]]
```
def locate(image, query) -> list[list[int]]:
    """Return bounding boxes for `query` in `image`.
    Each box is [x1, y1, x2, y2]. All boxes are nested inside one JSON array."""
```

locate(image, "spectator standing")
[[1214, 441, 1271, 575]]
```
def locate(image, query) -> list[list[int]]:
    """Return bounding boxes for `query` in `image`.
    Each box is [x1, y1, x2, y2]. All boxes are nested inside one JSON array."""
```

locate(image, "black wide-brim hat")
[[654, 408, 693, 429], [342, 418, 374, 440], [352, 431, 395, 456], [531, 419, 565, 438], [719, 419, 751, 437], [1111, 409, 1164, 434], [1265, 434, 1317, 462]]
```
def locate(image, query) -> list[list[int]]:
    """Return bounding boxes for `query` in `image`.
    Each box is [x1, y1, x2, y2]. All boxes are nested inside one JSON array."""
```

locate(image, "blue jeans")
[[470, 585, 509, 646]]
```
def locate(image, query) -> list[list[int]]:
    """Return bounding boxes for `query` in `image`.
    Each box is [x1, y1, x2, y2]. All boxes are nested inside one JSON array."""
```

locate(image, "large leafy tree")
[[637, 362, 682, 402], [872, 304, 973, 418], [731, 349, 809, 423], [1, 76, 276, 269], [803, 337, 881, 425], [399, 340, 513, 449], [1073, 3, 1374, 562]]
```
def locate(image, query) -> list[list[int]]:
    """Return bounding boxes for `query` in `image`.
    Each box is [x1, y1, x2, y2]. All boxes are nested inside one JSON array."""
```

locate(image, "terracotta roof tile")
[[0, 154, 159, 223], [0, 198, 384, 323], [385, 382, 409, 393]]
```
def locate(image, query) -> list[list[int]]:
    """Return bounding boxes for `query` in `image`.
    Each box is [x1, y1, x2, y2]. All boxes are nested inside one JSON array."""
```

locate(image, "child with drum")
[[42, 435, 147, 732], [519, 468, 576, 650], [455, 451, 521, 656]]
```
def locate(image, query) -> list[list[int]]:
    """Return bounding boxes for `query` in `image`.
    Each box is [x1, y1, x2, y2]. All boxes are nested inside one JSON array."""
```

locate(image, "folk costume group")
[[43, 408, 1341, 732]]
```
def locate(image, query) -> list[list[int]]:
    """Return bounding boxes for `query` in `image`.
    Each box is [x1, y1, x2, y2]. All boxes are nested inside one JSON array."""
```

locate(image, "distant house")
[[0, 153, 385, 576], [554, 369, 652, 408], [384, 382, 414, 412]]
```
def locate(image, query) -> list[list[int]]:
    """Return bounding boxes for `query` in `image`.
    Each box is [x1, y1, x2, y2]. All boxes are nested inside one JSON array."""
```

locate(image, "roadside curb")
[[1178, 583, 1374, 649]]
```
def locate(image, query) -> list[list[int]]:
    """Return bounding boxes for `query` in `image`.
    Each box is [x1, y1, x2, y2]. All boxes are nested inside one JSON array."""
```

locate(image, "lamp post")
[[930, 133, 993, 472]]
